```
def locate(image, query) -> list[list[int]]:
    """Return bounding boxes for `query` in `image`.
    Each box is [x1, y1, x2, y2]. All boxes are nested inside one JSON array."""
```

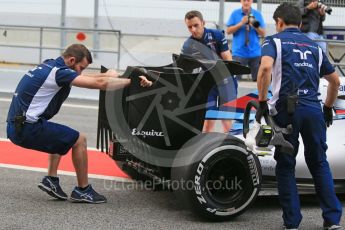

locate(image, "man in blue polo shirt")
[[226, 0, 265, 82], [256, 3, 342, 229], [182, 10, 237, 133], [6, 44, 152, 204]]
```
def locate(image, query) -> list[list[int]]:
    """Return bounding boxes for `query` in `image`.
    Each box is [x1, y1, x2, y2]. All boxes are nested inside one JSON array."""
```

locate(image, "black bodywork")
[[97, 54, 250, 181]]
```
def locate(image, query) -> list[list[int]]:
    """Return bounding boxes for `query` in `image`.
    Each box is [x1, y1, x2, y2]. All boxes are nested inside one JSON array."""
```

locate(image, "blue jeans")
[[273, 105, 342, 228], [207, 76, 238, 111], [232, 56, 260, 81]]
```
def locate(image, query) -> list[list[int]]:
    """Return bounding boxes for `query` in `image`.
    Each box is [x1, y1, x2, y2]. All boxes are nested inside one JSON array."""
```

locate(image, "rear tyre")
[[171, 133, 262, 221]]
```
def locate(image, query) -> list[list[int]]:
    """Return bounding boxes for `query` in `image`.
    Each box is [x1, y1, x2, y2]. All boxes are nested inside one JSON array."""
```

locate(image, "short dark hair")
[[62, 44, 93, 64], [273, 3, 302, 26], [185, 10, 204, 21]]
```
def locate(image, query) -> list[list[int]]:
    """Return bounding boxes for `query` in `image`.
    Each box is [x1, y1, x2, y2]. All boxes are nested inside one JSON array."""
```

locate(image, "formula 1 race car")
[[96, 54, 345, 221]]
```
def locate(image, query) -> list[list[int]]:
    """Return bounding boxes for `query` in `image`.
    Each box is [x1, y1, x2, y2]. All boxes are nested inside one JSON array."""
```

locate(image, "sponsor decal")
[[294, 62, 313, 68], [293, 49, 312, 60], [298, 89, 309, 95], [195, 162, 207, 204], [339, 85, 345, 92], [131, 128, 164, 138], [25, 72, 34, 78], [247, 154, 260, 186]]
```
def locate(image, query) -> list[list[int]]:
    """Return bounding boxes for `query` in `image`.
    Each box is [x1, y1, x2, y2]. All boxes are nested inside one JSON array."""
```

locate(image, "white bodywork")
[[248, 78, 345, 180], [259, 119, 345, 179]]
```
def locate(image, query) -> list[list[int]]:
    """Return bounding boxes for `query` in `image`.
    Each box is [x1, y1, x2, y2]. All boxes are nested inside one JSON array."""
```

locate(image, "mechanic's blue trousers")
[[207, 76, 238, 111], [273, 105, 342, 228]]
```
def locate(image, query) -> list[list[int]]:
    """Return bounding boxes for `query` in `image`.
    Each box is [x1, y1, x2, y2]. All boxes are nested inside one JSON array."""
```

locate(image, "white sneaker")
[[323, 225, 343, 230]]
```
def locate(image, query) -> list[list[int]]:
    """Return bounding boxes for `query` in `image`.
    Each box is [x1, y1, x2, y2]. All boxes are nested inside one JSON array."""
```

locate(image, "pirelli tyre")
[[171, 133, 262, 221]]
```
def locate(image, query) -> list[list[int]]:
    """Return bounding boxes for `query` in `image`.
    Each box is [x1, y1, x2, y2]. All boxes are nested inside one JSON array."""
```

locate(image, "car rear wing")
[[96, 55, 250, 153]]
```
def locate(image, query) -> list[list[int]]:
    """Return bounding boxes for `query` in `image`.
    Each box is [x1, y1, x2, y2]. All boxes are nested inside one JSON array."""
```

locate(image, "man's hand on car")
[[139, 76, 153, 87]]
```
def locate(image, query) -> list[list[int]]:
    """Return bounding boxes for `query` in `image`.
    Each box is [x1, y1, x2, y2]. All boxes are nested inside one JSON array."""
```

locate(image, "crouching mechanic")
[[6, 44, 152, 203], [256, 3, 342, 230]]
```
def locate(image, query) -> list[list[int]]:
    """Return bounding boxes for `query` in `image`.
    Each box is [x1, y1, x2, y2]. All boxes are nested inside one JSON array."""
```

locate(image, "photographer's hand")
[[307, 1, 318, 10], [318, 7, 326, 15], [240, 16, 248, 26], [253, 26, 265, 37]]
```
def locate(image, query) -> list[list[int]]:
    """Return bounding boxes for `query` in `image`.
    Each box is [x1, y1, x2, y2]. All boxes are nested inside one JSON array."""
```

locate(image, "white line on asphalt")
[[0, 138, 131, 182], [0, 68, 28, 73], [0, 163, 133, 182], [0, 98, 98, 110], [61, 103, 98, 110], [0, 138, 101, 152]]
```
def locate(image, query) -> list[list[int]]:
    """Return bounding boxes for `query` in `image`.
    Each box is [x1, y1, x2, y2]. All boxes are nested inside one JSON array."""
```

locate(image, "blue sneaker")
[[70, 185, 107, 204], [38, 176, 68, 200]]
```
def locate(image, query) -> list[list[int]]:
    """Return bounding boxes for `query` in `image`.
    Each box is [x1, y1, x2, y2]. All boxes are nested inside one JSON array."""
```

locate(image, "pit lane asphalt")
[[1, 93, 344, 230]]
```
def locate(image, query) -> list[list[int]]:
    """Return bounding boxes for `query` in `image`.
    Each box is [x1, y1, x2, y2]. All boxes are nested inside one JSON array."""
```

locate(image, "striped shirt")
[[261, 27, 334, 112], [7, 57, 78, 123]]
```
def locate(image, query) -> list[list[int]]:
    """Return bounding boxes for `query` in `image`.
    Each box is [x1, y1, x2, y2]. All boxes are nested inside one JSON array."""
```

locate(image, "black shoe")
[[38, 176, 68, 200], [70, 185, 107, 204]]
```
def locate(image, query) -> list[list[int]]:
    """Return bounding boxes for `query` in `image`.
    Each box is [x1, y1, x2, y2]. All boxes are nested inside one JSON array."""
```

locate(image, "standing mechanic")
[[182, 10, 237, 133], [6, 44, 152, 203], [256, 3, 342, 229], [226, 0, 265, 82]]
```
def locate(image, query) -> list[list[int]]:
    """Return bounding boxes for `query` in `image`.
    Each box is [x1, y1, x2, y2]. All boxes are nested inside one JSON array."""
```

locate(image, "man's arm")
[[220, 50, 232, 61], [323, 72, 340, 107], [226, 16, 247, 35], [82, 69, 120, 78], [253, 26, 265, 37], [251, 12, 266, 37], [297, 0, 307, 15], [71, 74, 152, 90], [298, 0, 318, 15], [257, 56, 274, 101]]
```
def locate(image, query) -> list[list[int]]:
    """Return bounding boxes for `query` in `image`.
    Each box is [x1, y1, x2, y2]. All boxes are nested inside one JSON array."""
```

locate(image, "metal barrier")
[[0, 24, 121, 69], [322, 26, 345, 76]]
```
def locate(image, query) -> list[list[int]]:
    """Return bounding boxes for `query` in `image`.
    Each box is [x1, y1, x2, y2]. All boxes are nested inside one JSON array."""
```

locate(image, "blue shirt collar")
[[190, 27, 209, 42], [241, 7, 252, 15], [56, 56, 65, 64], [283, 27, 301, 33], [55, 56, 69, 68], [202, 27, 209, 40]]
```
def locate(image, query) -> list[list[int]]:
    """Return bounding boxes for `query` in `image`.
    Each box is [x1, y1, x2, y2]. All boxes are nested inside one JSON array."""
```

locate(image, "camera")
[[247, 14, 260, 28], [317, 0, 332, 15]]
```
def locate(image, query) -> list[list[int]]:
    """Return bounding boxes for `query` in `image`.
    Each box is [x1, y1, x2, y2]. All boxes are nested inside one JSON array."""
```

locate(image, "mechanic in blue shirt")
[[256, 3, 342, 229], [226, 0, 265, 82], [6, 44, 152, 204], [182, 10, 237, 133]]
